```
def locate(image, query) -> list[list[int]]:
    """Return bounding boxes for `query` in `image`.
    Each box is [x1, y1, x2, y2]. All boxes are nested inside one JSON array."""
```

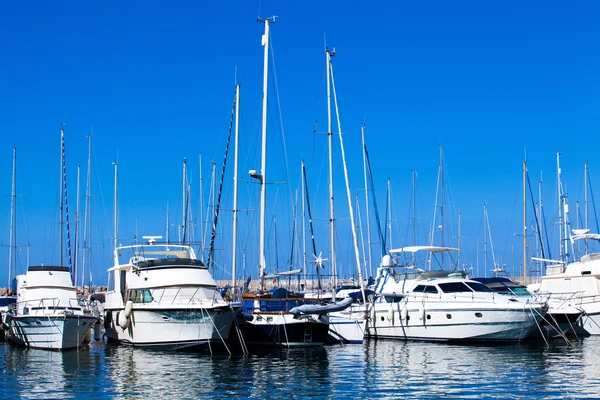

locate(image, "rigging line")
[[208, 93, 236, 274], [587, 173, 600, 233], [527, 172, 547, 261], [365, 147, 386, 256]]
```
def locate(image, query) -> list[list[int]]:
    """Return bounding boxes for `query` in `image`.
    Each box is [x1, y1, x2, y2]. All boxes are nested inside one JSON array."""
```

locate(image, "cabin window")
[[413, 285, 438, 294], [438, 282, 470, 293], [582, 271, 591, 275], [384, 295, 403, 303], [108, 272, 115, 292], [446, 314, 452, 319], [129, 289, 153, 304], [464, 282, 494, 293], [475, 313, 483, 318]]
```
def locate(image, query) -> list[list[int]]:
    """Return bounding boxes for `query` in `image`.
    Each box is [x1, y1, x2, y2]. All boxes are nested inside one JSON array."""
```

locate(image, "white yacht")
[[6, 266, 98, 350], [531, 231, 600, 335], [368, 246, 548, 342], [103, 238, 235, 350]]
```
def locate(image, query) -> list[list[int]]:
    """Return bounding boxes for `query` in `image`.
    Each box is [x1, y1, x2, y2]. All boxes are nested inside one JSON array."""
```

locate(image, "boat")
[[6, 266, 98, 350], [5, 127, 98, 350], [103, 238, 235, 350], [368, 246, 548, 342], [474, 277, 583, 338], [530, 230, 600, 335], [239, 18, 330, 347]]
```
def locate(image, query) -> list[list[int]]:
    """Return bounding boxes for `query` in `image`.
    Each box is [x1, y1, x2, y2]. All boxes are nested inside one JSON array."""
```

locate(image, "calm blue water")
[[1, 337, 600, 399]]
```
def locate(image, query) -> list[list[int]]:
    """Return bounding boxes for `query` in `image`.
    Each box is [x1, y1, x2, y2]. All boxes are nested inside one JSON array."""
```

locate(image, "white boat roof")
[[390, 246, 460, 254], [572, 233, 600, 241]]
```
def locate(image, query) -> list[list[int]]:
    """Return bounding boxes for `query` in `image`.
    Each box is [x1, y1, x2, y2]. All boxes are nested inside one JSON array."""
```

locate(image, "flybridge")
[[113, 241, 199, 268]]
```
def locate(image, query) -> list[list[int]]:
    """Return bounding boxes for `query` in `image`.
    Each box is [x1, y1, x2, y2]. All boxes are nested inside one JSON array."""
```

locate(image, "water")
[[2, 338, 600, 399]]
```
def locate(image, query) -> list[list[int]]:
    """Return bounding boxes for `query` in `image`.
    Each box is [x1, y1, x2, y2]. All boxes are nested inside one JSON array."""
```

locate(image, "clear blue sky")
[[1, 1, 599, 285]]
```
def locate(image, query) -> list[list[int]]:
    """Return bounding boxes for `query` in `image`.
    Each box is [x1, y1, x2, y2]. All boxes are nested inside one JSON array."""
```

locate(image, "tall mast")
[[82, 133, 92, 287], [182, 158, 187, 244], [484, 204, 488, 276], [199, 153, 204, 258], [257, 17, 274, 292], [411, 169, 416, 246], [59, 127, 64, 267], [326, 46, 336, 296], [523, 160, 527, 285], [8, 147, 16, 290], [231, 84, 240, 289], [457, 210, 461, 269], [387, 178, 392, 250], [585, 162, 589, 231], [301, 161, 307, 286], [361, 125, 373, 276], [539, 173, 544, 261], [439, 146, 444, 266], [74, 164, 80, 288], [329, 53, 366, 303], [165, 203, 169, 243], [112, 161, 118, 250]]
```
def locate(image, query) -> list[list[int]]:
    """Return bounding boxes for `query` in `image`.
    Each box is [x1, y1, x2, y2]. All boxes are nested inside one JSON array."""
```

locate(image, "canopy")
[[390, 246, 460, 254]]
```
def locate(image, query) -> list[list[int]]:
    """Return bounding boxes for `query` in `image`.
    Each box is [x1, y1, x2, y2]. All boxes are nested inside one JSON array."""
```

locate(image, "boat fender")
[[418, 304, 426, 321], [94, 320, 102, 341], [118, 311, 130, 330], [124, 300, 134, 318], [84, 326, 93, 343], [387, 305, 394, 325], [401, 305, 409, 321]]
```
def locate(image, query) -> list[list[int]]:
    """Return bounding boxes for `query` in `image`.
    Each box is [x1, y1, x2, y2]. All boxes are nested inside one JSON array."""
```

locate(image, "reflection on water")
[[2, 338, 600, 398]]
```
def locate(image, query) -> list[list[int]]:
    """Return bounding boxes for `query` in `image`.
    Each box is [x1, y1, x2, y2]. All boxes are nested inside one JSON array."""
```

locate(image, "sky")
[[1, 1, 599, 286]]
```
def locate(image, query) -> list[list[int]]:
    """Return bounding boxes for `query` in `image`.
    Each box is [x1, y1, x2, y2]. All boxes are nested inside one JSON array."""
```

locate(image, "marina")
[[2, 1, 600, 398]]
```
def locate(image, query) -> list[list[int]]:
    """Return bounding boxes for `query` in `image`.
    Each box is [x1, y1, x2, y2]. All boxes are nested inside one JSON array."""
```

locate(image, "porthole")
[[426, 314, 431, 320], [475, 312, 483, 318], [380, 316, 385, 321], [406, 316, 410, 321], [446, 314, 452, 319]]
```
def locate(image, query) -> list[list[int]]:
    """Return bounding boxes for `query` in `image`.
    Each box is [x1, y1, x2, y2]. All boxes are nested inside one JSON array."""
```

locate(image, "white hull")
[[104, 307, 234, 349], [328, 308, 366, 344], [8, 314, 97, 350], [367, 302, 545, 342]]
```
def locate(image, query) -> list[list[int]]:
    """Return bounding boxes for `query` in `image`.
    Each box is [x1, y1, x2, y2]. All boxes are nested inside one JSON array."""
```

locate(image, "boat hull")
[[367, 302, 545, 342], [104, 307, 235, 350], [242, 313, 329, 347], [7, 314, 97, 350], [327, 307, 366, 344]]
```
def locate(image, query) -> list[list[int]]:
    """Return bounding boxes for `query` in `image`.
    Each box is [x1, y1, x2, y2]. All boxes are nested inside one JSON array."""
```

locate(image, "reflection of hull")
[[327, 308, 366, 344], [104, 307, 234, 350], [242, 313, 329, 347], [367, 302, 545, 342], [8, 314, 97, 350]]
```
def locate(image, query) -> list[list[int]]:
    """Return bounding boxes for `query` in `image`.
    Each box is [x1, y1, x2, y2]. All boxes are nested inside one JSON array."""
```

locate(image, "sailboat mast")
[[231, 84, 240, 289], [585, 161, 589, 253], [8, 147, 16, 290], [258, 17, 272, 292], [523, 160, 527, 285], [199, 153, 204, 258], [74, 165, 80, 289], [387, 178, 392, 250], [412, 169, 416, 246], [113, 161, 118, 250], [361, 125, 373, 277], [82, 133, 92, 287], [457, 210, 461, 269], [301, 161, 307, 286], [329, 55, 366, 303], [60, 127, 64, 267], [484, 204, 488, 275], [326, 47, 336, 296], [182, 158, 187, 244]]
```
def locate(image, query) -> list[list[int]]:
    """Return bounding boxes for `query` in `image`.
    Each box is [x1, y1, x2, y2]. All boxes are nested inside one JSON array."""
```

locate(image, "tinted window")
[[464, 282, 494, 293], [438, 282, 470, 293], [412, 285, 438, 294]]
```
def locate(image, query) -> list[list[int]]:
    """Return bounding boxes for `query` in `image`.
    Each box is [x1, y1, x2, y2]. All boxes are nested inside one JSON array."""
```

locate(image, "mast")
[[257, 17, 274, 292], [457, 210, 461, 269], [387, 178, 392, 251], [82, 133, 92, 287], [8, 147, 16, 290], [165, 204, 169, 243], [484, 204, 488, 276], [112, 161, 118, 250], [585, 162, 589, 254], [411, 169, 417, 246], [74, 165, 80, 289], [361, 125, 373, 277], [329, 53, 367, 303], [182, 158, 187, 244], [231, 84, 240, 289], [326, 46, 336, 298], [301, 161, 307, 286], [59, 127, 64, 267], [523, 160, 527, 285], [199, 153, 204, 258]]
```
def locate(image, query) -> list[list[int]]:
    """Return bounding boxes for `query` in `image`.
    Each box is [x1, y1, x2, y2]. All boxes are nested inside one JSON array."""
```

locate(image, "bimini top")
[[390, 246, 460, 254], [27, 266, 71, 273], [572, 233, 600, 242]]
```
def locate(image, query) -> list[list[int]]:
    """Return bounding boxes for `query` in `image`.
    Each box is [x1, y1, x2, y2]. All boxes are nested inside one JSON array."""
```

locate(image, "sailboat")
[[5, 126, 98, 350], [240, 17, 329, 348], [0, 147, 19, 341]]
